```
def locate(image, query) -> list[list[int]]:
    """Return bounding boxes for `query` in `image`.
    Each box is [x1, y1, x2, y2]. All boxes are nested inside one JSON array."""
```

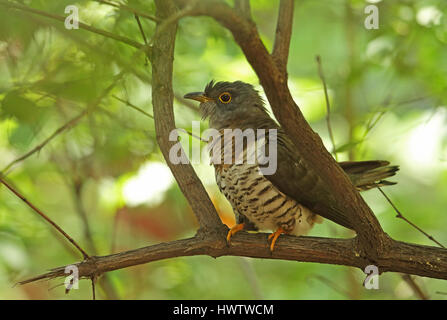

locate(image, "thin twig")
[[0, 177, 90, 259], [35, 15, 152, 83], [378, 187, 445, 248], [236, 258, 264, 299], [110, 210, 122, 254], [1, 111, 87, 174], [361, 94, 392, 144], [174, 93, 200, 112], [1, 75, 122, 175], [94, 0, 160, 22], [71, 180, 98, 256], [112, 95, 154, 119], [112, 95, 207, 142], [363, 110, 387, 139], [134, 14, 151, 64], [91, 277, 96, 300], [56, 169, 120, 299], [176, 128, 208, 143], [134, 14, 149, 46], [148, 3, 196, 46], [359, 94, 434, 158], [18, 8, 196, 116], [401, 274, 429, 300], [316, 55, 338, 161], [272, 0, 294, 73], [344, 1, 355, 161], [48, 282, 66, 292], [307, 274, 354, 299], [0, 0, 144, 50]]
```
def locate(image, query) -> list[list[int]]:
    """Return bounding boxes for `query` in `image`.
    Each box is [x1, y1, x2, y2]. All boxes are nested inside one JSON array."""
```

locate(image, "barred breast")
[[215, 163, 321, 236], [210, 129, 321, 235]]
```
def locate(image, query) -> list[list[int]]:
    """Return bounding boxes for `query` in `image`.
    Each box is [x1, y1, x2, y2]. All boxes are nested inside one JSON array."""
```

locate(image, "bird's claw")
[[268, 227, 285, 252], [226, 223, 245, 245]]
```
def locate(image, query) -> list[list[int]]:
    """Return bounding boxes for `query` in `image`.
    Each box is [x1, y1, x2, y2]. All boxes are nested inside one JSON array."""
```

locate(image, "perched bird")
[[184, 81, 399, 251]]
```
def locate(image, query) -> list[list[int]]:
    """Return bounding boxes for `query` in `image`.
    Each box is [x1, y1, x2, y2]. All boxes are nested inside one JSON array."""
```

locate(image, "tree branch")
[[0, 177, 90, 259], [401, 274, 429, 300], [234, 0, 251, 20], [378, 187, 445, 249], [1, 111, 87, 175], [0, 1, 145, 50], [316, 55, 338, 161], [17, 232, 447, 285], [272, 0, 294, 74], [0, 75, 121, 175], [112, 95, 206, 142], [94, 0, 160, 22], [148, 3, 196, 46], [151, 0, 223, 231]]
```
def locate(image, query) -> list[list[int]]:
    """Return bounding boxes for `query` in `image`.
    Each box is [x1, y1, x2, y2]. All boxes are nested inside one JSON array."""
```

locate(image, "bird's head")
[[184, 80, 268, 129]]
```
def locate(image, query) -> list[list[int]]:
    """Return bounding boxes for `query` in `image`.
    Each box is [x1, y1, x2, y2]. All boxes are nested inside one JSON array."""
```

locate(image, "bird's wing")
[[260, 129, 354, 230]]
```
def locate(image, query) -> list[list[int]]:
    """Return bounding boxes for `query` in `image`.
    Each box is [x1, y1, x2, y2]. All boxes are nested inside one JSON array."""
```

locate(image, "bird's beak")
[[183, 92, 214, 103]]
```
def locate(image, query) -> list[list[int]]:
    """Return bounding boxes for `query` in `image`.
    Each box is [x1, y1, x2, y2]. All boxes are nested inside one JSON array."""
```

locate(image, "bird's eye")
[[219, 92, 232, 104]]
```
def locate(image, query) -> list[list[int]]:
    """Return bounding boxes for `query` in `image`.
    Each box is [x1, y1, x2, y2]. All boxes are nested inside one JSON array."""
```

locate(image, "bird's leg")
[[226, 223, 245, 244], [268, 227, 286, 252]]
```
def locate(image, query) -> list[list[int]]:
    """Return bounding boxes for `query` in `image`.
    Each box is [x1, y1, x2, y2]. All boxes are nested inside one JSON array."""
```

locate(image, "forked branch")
[[151, 0, 222, 230]]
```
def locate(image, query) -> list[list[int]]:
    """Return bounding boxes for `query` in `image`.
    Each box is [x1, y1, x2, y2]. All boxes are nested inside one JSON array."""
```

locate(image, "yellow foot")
[[226, 223, 245, 244], [268, 227, 286, 252]]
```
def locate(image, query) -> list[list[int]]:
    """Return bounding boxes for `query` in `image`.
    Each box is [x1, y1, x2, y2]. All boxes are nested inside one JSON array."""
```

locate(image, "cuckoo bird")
[[185, 81, 398, 251]]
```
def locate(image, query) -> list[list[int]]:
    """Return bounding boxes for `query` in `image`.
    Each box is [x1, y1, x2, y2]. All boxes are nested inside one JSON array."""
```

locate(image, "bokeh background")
[[0, 0, 447, 299]]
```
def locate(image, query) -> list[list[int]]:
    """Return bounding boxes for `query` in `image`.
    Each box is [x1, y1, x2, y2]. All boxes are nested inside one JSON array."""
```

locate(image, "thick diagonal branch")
[[151, 0, 223, 230]]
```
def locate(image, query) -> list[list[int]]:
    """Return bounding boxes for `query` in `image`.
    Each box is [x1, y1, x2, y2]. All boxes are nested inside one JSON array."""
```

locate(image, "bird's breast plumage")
[[212, 130, 321, 235]]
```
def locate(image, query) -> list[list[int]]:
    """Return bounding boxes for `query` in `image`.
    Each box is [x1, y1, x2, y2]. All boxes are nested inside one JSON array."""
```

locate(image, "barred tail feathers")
[[339, 160, 399, 191]]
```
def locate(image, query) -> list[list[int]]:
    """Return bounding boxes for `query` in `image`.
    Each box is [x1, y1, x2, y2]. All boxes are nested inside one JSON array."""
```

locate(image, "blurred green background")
[[0, 0, 446, 299]]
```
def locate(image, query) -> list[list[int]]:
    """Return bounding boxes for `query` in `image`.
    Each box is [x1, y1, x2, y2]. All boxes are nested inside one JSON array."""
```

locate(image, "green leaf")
[[8, 123, 35, 149], [1, 91, 37, 123]]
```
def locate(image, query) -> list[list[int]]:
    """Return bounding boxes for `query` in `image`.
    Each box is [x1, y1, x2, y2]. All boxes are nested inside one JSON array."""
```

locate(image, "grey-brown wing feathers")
[[262, 131, 399, 230], [262, 129, 354, 230]]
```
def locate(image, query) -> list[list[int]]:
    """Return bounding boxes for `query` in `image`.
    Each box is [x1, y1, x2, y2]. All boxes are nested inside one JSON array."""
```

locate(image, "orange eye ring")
[[219, 92, 232, 104]]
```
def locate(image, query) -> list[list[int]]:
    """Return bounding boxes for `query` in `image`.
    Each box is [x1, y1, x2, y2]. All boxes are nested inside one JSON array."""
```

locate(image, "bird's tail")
[[339, 160, 399, 191]]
